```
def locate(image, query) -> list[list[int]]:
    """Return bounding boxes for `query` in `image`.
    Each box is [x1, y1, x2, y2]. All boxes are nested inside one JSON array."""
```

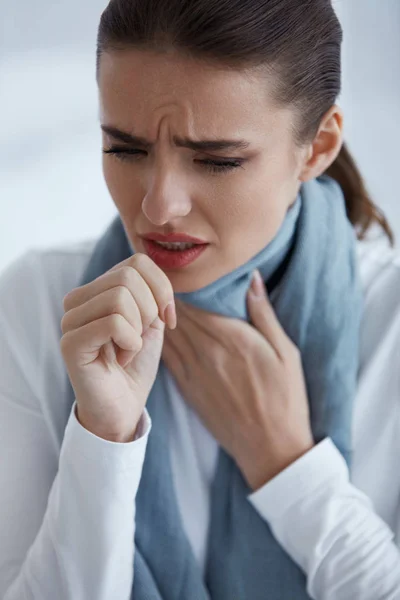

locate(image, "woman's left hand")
[[162, 270, 315, 491]]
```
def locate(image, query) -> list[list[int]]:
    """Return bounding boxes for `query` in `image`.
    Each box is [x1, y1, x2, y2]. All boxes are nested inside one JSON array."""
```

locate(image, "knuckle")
[[132, 255, 173, 303], [132, 252, 151, 270], [118, 259, 172, 308], [63, 290, 76, 312], [60, 312, 71, 335], [108, 285, 130, 315], [109, 312, 124, 331], [117, 265, 138, 288]]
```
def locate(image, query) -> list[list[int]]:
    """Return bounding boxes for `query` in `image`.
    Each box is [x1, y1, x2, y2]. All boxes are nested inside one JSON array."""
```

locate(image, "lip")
[[141, 232, 208, 244], [142, 238, 209, 269]]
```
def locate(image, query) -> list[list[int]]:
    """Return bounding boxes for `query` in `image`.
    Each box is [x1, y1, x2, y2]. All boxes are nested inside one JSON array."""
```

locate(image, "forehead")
[[98, 49, 290, 141]]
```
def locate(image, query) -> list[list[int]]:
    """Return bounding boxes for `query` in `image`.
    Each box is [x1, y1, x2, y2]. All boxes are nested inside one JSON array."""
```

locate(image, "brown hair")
[[96, 0, 394, 245]]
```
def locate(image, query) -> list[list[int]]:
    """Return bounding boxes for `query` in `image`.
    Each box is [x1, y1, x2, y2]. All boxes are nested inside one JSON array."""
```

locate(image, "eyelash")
[[102, 147, 244, 174]]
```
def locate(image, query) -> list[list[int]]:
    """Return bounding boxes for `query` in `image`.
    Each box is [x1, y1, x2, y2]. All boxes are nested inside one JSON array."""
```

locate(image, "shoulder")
[[353, 235, 400, 523], [357, 233, 400, 298], [356, 233, 400, 370]]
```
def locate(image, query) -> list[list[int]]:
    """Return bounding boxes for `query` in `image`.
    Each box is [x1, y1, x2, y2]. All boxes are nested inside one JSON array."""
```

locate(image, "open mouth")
[[142, 239, 209, 268], [153, 241, 199, 251]]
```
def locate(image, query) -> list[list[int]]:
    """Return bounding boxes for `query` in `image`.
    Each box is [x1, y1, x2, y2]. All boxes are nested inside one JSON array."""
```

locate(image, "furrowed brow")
[[101, 125, 250, 152]]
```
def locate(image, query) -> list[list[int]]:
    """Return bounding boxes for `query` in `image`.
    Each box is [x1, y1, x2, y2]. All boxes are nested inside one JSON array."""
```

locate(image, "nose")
[[141, 164, 192, 226]]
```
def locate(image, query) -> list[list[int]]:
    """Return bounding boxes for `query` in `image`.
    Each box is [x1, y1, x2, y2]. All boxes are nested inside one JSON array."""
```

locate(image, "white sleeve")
[[248, 438, 400, 600], [0, 393, 151, 600], [0, 248, 151, 600]]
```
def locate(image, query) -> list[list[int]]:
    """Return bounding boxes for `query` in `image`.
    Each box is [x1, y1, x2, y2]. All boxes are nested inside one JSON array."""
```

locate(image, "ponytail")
[[325, 142, 394, 245]]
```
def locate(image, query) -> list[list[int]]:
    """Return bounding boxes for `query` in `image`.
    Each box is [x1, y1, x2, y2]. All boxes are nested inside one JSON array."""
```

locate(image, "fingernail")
[[251, 270, 265, 297], [164, 301, 177, 329]]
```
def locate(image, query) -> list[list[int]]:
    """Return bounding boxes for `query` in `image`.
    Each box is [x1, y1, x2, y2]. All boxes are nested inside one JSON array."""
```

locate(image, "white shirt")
[[1, 235, 400, 600]]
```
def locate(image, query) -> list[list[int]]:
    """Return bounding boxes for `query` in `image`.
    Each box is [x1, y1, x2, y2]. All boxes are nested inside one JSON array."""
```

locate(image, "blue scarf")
[[65, 175, 363, 599]]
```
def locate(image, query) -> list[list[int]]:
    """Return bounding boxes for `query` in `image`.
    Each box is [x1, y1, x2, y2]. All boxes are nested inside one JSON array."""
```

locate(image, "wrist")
[[75, 405, 139, 442], [238, 439, 315, 492]]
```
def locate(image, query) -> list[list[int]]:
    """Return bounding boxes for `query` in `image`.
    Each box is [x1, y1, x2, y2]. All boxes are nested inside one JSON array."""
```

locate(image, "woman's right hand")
[[60, 253, 176, 442]]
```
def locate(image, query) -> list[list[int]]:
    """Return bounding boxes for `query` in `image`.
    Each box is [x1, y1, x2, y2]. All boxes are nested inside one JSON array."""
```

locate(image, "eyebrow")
[[101, 125, 250, 152]]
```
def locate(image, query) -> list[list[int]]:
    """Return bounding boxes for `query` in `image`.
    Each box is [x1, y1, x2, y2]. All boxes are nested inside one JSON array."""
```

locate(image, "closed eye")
[[102, 146, 245, 174], [103, 147, 144, 160]]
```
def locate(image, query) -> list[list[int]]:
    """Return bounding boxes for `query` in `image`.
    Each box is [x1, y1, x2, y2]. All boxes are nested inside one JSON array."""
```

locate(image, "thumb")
[[119, 316, 165, 369]]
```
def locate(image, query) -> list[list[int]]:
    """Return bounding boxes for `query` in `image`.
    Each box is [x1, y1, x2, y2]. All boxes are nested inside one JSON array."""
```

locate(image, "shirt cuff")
[[133, 407, 151, 440], [248, 437, 349, 523], [63, 400, 152, 476]]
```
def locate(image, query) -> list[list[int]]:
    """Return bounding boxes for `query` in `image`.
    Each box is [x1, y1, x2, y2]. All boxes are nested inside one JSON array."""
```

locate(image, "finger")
[[61, 285, 142, 336], [247, 271, 290, 359], [110, 253, 174, 312], [60, 314, 142, 367], [64, 253, 175, 327], [64, 267, 160, 332]]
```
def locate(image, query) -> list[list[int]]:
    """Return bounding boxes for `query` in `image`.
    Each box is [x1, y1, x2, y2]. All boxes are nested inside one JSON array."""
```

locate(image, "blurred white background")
[[1, 0, 399, 274]]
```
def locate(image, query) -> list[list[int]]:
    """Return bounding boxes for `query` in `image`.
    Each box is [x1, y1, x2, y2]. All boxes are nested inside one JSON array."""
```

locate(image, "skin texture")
[[99, 48, 344, 293]]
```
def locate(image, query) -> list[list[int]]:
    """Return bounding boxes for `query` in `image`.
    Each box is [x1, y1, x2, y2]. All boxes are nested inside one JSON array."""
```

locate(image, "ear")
[[299, 105, 344, 182]]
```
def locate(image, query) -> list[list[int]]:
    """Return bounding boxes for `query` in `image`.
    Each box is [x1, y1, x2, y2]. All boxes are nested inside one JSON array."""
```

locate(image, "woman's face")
[[98, 49, 335, 292]]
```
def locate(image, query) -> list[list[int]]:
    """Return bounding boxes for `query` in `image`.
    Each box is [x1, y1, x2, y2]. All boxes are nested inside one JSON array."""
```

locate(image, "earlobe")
[[299, 105, 344, 182]]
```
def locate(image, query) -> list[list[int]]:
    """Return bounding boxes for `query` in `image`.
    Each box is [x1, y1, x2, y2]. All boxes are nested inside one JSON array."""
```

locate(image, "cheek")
[[102, 159, 142, 216], [213, 160, 295, 250]]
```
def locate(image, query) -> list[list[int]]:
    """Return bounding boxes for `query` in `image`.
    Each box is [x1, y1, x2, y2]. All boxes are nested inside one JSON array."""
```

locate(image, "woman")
[[1, 0, 400, 598]]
